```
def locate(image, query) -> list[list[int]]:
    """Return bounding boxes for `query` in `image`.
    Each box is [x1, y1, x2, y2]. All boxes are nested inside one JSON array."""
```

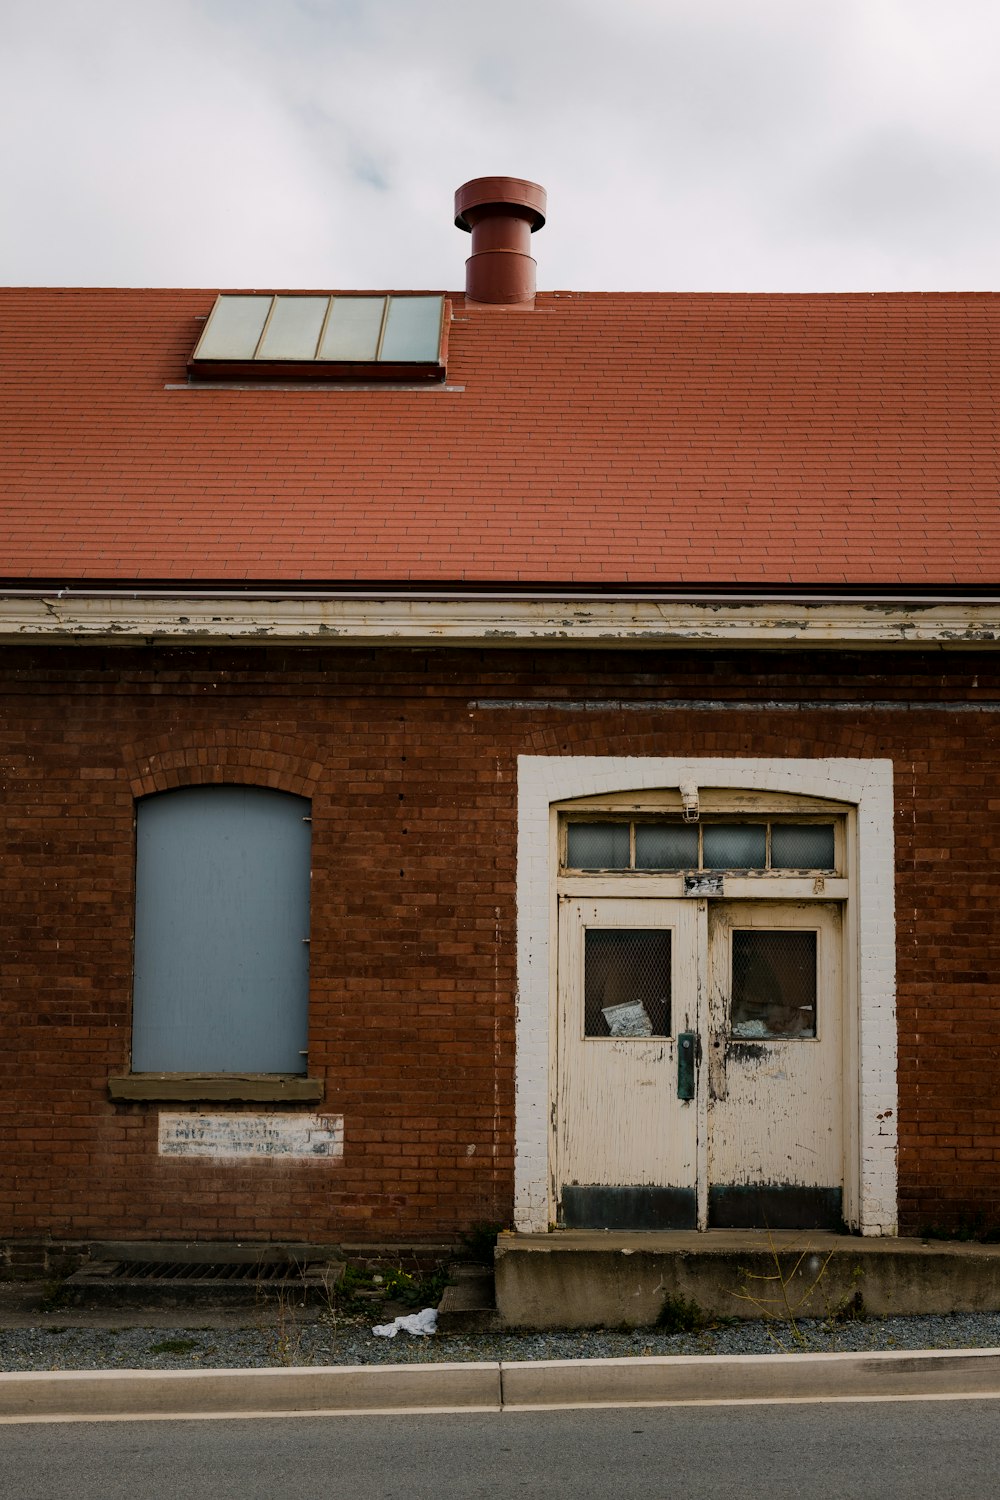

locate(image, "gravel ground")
[[3, 1311, 1000, 1372]]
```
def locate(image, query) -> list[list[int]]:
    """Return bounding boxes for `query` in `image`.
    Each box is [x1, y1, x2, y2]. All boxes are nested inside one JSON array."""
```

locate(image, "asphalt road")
[[4, 1398, 1000, 1500]]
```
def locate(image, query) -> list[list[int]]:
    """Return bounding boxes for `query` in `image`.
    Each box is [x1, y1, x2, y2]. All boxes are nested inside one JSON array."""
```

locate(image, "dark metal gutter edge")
[[5, 587, 1000, 606]]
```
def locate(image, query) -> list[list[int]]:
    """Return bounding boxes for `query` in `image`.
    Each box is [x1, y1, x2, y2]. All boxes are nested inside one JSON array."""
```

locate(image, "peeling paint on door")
[[555, 896, 843, 1230]]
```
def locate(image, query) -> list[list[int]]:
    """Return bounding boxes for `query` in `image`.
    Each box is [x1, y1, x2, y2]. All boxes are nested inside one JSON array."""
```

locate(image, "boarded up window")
[[132, 786, 310, 1073]]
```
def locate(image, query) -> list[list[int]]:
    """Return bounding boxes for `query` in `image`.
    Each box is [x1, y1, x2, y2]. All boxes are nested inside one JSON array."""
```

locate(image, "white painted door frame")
[[514, 756, 897, 1236]]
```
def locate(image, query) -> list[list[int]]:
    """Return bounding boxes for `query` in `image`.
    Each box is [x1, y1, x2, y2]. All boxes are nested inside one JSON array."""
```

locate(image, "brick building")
[[3, 178, 1000, 1264]]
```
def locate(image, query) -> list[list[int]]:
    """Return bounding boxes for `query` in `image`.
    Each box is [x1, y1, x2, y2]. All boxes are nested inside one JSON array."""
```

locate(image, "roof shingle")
[[2, 287, 999, 588]]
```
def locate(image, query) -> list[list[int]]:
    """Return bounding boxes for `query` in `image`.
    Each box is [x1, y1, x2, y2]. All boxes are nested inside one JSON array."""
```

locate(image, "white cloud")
[[2, 0, 999, 289]]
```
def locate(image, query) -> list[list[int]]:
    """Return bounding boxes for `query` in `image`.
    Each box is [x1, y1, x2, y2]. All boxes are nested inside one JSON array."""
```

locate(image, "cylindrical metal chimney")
[[454, 176, 547, 305]]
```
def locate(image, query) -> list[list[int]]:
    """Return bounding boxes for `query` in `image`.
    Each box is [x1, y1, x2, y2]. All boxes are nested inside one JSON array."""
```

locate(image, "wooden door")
[[555, 897, 700, 1229], [707, 901, 843, 1229], [555, 895, 845, 1231]]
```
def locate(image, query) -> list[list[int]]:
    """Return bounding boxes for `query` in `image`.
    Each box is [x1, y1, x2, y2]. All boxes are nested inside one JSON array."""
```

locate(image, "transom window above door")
[[563, 818, 838, 874]]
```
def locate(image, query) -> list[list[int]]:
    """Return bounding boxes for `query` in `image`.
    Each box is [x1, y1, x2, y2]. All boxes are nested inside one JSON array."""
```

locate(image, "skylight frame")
[[188, 292, 448, 384]]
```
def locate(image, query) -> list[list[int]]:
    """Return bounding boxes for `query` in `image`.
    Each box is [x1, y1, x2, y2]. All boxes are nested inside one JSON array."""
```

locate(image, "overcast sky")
[[4, 0, 1000, 292]]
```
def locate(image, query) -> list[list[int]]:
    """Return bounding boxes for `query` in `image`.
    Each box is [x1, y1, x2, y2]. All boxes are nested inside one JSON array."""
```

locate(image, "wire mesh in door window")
[[730, 929, 817, 1039], [584, 929, 671, 1038]]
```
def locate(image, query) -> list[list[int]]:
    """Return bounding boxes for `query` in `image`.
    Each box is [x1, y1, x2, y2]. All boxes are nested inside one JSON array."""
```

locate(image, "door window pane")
[[703, 824, 767, 869], [635, 823, 699, 869], [730, 929, 817, 1039], [566, 823, 630, 869], [584, 928, 671, 1038], [771, 824, 835, 870]]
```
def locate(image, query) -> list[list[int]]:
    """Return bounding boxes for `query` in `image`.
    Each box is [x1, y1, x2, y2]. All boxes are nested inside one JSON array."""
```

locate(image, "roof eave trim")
[[3, 594, 1000, 649]]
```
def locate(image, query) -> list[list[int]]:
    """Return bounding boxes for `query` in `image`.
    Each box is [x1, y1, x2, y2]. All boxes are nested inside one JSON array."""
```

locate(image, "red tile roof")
[[2, 287, 999, 589]]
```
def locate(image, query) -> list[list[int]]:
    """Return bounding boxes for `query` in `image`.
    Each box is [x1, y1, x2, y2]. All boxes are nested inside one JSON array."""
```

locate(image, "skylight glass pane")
[[771, 824, 836, 870], [703, 825, 767, 870], [256, 296, 329, 360], [566, 824, 630, 870], [318, 297, 386, 361], [380, 296, 443, 361], [195, 296, 270, 359], [635, 824, 699, 870]]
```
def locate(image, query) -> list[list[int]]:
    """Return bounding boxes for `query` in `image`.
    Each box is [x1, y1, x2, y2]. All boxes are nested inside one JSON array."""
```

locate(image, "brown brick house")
[[2, 179, 1000, 1261]]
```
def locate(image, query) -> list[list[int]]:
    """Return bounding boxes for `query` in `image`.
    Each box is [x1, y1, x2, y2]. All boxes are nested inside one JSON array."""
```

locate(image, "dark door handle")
[[677, 1031, 697, 1101]]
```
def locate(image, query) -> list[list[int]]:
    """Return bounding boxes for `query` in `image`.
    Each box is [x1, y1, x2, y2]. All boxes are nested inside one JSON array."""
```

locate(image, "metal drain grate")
[[107, 1259, 313, 1283], [63, 1246, 345, 1304]]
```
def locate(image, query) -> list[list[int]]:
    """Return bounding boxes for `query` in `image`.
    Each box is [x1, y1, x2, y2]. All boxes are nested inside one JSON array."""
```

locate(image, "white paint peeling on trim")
[[514, 756, 897, 1237], [3, 594, 1000, 648]]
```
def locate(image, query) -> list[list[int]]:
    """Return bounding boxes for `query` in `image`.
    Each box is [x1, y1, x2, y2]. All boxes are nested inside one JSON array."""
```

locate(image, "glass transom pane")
[[771, 824, 836, 870], [380, 295, 443, 361], [635, 823, 699, 869], [195, 295, 270, 359], [703, 824, 767, 870], [585, 928, 671, 1037], [256, 296, 328, 360], [318, 296, 386, 361], [566, 823, 630, 869], [730, 929, 817, 1039]]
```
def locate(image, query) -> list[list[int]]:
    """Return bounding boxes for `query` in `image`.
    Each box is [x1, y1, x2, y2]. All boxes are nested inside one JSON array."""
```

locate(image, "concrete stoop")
[[494, 1230, 1000, 1329]]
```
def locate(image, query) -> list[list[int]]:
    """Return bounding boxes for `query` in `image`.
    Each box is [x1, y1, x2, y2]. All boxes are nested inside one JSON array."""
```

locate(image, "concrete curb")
[[500, 1349, 1000, 1407], [2, 1349, 1000, 1421], [0, 1362, 502, 1421]]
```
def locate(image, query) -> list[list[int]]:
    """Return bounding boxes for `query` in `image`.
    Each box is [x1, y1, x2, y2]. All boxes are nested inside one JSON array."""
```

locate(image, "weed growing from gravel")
[[732, 1234, 872, 1349], [149, 1337, 200, 1356], [656, 1295, 708, 1334]]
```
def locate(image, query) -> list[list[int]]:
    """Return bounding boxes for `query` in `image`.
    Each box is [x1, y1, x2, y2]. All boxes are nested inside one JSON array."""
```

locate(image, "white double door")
[[555, 896, 843, 1230]]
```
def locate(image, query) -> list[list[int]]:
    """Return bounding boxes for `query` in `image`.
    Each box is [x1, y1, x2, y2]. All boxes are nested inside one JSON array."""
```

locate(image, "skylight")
[[189, 293, 446, 383]]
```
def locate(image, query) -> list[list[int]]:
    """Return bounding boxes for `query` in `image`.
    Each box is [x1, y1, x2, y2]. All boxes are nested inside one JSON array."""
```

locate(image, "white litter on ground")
[[372, 1307, 438, 1338]]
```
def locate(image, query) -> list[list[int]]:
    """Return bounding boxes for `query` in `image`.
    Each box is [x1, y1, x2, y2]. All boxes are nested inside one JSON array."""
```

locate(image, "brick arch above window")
[[122, 732, 323, 800]]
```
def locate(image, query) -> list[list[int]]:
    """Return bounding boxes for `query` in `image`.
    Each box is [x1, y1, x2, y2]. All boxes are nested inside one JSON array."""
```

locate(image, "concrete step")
[[437, 1262, 501, 1333], [495, 1230, 1000, 1329]]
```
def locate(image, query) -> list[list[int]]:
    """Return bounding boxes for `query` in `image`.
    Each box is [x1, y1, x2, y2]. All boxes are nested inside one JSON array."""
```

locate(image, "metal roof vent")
[[454, 176, 547, 306]]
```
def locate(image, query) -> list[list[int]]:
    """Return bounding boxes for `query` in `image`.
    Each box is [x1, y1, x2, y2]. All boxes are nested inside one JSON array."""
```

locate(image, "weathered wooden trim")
[[557, 876, 850, 901], [4, 594, 1000, 648], [108, 1074, 324, 1103]]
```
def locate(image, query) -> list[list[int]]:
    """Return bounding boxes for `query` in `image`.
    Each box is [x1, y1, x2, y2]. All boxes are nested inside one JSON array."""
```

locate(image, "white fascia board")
[[4, 594, 1000, 647]]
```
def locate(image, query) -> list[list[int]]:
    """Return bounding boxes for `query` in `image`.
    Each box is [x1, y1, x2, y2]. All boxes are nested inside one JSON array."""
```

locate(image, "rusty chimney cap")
[[454, 176, 547, 233]]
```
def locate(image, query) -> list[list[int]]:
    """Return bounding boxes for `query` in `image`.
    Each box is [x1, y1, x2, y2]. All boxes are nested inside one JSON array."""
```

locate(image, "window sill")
[[108, 1074, 324, 1103]]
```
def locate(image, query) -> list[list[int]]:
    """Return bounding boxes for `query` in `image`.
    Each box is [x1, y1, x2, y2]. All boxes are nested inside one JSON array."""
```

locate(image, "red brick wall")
[[2, 642, 999, 1247]]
